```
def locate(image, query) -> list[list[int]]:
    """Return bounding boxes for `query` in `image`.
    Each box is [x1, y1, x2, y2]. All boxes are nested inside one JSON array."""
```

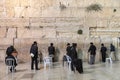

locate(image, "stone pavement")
[[0, 61, 120, 80]]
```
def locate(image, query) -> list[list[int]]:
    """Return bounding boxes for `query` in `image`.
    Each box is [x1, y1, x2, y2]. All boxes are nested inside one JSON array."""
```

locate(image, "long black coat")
[[69, 47, 77, 60], [110, 44, 115, 51], [48, 46, 55, 55], [100, 46, 107, 53], [88, 45, 96, 55], [30, 44, 38, 58], [66, 46, 71, 56]]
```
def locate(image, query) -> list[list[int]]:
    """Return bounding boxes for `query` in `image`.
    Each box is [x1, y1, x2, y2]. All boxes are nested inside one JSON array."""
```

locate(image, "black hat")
[[67, 43, 70, 45], [34, 41, 37, 44]]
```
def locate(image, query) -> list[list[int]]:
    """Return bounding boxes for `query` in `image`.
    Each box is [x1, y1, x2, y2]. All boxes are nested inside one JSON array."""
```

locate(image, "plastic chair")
[[106, 57, 112, 64], [43, 56, 53, 69], [6, 58, 15, 74], [64, 55, 72, 71]]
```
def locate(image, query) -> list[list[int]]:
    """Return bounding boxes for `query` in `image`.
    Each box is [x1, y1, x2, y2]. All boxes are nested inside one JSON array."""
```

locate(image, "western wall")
[[0, 0, 120, 62]]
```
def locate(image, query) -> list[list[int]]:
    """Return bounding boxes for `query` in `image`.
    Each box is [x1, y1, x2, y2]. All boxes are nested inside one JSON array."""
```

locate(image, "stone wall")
[[0, 0, 120, 62]]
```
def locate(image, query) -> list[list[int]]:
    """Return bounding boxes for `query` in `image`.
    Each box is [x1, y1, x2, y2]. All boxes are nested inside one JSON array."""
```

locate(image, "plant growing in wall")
[[59, 2, 66, 10], [77, 29, 83, 35], [86, 4, 102, 12]]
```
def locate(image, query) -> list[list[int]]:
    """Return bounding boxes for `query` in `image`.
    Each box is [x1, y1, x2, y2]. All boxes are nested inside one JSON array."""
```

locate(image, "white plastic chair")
[[43, 56, 53, 69], [106, 57, 112, 64], [64, 55, 72, 71], [6, 58, 15, 74]]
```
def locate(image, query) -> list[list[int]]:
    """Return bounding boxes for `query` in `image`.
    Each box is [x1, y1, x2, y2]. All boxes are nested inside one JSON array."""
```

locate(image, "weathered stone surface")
[[20, 0, 29, 7], [0, 27, 6, 38], [17, 28, 44, 38], [0, 7, 4, 12], [0, 50, 6, 61], [14, 7, 25, 18], [6, 28, 16, 38], [5, 0, 19, 7], [0, 38, 13, 50], [6, 8, 14, 17], [0, 18, 29, 27]]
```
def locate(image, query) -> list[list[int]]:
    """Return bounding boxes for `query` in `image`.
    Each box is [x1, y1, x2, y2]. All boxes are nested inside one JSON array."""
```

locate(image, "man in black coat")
[[110, 43, 117, 61], [48, 43, 55, 62], [6, 45, 15, 56], [66, 43, 71, 56], [100, 43, 107, 62], [69, 43, 77, 72], [5, 51, 18, 72], [63, 43, 71, 66], [30, 41, 39, 70], [88, 42, 96, 64]]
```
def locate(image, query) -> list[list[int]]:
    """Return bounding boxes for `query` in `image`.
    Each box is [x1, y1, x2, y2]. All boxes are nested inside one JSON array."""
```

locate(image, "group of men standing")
[[88, 42, 116, 64], [66, 43, 83, 74], [30, 41, 55, 70], [65, 42, 117, 74], [5, 41, 116, 73]]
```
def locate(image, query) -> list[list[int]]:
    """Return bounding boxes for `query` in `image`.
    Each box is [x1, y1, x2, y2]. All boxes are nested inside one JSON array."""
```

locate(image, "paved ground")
[[0, 61, 120, 80]]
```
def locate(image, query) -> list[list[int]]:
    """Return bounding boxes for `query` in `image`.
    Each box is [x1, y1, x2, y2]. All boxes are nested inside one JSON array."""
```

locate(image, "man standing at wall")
[[88, 42, 96, 65], [30, 41, 40, 70], [48, 43, 55, 62], [110, 43, 117, 61], [66, 43, 71, 56], [100, 43, 107, 62], [70, 43, 77, 72]]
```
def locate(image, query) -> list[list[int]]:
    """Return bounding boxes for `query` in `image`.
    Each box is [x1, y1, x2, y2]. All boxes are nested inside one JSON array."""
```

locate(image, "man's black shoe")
[[36, 68, 40, 70], [31, 68, 34, 70], [10, 68, 16, 72]]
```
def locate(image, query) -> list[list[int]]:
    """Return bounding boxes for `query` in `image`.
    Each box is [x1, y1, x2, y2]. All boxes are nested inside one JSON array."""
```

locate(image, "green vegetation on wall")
[[77, 29, 83, 35], [86, 4, 102, 12]]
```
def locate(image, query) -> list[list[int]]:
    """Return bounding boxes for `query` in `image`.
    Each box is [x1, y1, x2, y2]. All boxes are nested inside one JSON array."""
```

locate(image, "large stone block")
[[0, 27, 6, 38], [30, 17, 56, 23], [5, 0, 19, 7], [29, 8, 42, 17], [20, 0, 30, 7], [0, 38, 13, 50], [43, 28, 56, 38], [0, 12, 5, 18], [17, 28, 44, 38], [17, 28, 56, 38], [6, 8, 14, 17], [0, 7, 4, 12], [0, 0, 3, 6], [14, 7, 25, 18], [97, 19, 108, 27], [0, 18, 29, 27], [0, 50, 6, 61], [6, 28, 16, 38]]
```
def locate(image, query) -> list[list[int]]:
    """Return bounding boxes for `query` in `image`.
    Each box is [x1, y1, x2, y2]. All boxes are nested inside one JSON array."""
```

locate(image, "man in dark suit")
[[30, 41, 39, 70], [100, 43, 107, 62], [69, 43, 77, 72], [48, 43, 55, 62], [66, 43, 71, 56], [88, 42, 96, 64], [5, 50, 18, 72], [63, 43, 71, 66]]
